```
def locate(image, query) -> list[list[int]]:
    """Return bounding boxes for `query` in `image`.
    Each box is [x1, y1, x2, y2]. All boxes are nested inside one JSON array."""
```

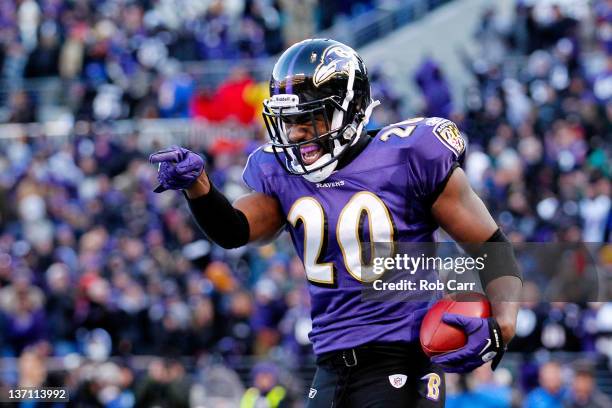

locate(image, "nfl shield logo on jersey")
[[388, 374, 407, 388]]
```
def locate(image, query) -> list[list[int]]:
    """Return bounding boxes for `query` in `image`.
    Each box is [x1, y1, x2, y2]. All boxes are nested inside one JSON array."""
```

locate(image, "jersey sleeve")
[[407, 118, 466, 202], [242, 146, 273, 195]]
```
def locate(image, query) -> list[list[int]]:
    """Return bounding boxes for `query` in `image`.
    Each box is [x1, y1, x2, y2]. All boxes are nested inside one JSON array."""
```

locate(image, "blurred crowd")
[[446, 359, 611, 408], [0, 0, 377, 124], [456, 0, 611, 244], [445, 1, 612, 405], [0, 0, 610, 407]]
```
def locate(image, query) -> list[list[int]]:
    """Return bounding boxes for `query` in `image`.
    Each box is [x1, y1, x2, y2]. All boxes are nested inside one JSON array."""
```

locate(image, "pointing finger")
[[149, 150, 182, 164]]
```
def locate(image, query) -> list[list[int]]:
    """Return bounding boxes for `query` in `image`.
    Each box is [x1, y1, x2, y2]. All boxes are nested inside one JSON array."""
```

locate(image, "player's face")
[[285, 114, 330, 166]]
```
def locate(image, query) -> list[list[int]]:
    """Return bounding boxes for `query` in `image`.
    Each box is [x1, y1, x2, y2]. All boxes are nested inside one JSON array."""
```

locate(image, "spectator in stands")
[[0, 270, 46, 355], [135, 358, 191, 408], [187, 295, 216, 354], [240, 361, 288, 408], [279, 0, 317, 47], [251, 267, 288, 355], [368, 66, 404, 127], [594, 0, 612, 53], [190, 363, 245, 406], [565, 360, 611, 408], [7, 90, 35, 123], [18, 347, 47, 388], [70, 361, 136, 408], [24, 21, 60, 78], [44, 262, 75, 352], [414, 57, 453, 118], [524, 361, 566, 408], [446, 365, 513, 408]]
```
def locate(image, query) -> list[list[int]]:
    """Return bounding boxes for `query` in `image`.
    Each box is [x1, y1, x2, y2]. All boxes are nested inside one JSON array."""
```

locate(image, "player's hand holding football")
[[149, 146, 208, 195], [431, 314, 505, 373]]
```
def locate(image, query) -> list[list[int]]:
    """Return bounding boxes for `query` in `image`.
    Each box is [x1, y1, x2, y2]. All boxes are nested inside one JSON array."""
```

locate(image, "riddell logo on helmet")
[[270, 94, 299, 107]]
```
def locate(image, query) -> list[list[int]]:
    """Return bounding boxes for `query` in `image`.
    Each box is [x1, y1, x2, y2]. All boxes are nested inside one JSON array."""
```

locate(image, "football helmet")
[[262, 39, 379, 182]]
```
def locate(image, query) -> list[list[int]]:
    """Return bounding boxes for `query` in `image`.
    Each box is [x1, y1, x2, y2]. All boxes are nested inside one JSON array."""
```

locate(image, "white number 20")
[[287, 192, 394, 284]]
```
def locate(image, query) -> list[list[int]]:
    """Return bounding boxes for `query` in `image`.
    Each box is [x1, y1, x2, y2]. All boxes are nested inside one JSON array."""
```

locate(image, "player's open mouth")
[[300, 144, 323, 165]]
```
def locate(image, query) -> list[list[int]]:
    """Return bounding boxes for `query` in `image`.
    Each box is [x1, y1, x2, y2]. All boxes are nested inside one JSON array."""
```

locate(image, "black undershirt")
[[336, 129, 377, 170]]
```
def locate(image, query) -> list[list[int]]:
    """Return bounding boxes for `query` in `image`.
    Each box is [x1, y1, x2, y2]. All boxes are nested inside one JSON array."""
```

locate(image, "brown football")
[[420, 292, 491, 357]]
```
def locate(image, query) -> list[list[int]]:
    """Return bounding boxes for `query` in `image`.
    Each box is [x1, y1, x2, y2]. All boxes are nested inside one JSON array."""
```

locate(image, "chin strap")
[[295, 60, 380, 184], [301, 98, 381, 183], [351, 99, 380, 145]]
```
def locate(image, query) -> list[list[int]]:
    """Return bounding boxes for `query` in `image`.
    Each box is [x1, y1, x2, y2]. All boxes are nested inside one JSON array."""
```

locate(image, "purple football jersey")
[[242, 117, 466, 355]]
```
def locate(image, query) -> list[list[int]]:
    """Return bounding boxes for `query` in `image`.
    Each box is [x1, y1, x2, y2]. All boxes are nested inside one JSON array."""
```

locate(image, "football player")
[[150, 39, 522, 407]]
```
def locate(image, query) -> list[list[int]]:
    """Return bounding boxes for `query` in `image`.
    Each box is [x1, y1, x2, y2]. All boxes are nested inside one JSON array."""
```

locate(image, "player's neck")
[[337, 130, 372, 170]]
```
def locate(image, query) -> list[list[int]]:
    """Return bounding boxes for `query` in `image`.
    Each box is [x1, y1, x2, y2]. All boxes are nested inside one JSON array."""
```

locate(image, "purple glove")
[[431, 314, 505, 373], [149, 146, 204, 192]]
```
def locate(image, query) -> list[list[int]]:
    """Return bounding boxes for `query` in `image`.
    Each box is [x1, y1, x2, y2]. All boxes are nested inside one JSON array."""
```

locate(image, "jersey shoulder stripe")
[[372, 117, 465, 157], [372, 117, 425, 143]]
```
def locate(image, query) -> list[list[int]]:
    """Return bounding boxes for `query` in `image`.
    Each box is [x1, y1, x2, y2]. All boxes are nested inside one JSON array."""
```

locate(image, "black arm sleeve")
[[475, 229, 523, 290], [185, 184, 250, 249]]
